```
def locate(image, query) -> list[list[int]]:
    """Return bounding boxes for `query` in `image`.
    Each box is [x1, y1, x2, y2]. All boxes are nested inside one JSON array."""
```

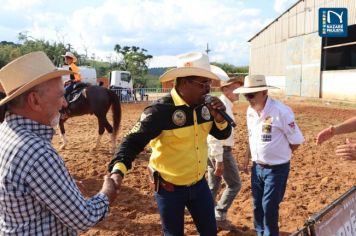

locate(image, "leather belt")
[[254, 161, 290, 169], [159, 177, 203, 192]]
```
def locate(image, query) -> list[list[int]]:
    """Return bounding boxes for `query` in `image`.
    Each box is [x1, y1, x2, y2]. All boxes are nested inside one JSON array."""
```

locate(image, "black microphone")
[[204, 95, 236, 128]]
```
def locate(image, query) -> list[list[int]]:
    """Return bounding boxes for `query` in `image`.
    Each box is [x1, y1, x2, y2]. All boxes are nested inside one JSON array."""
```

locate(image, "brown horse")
[[59, 84, 121, 152]]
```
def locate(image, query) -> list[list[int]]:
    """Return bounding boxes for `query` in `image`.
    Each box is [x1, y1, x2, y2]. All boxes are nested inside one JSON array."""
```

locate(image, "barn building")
[[248, 0, 356, 102]]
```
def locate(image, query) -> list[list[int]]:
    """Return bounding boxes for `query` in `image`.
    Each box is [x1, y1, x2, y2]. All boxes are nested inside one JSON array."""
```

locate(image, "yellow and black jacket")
[[108, 88, 231, 186]]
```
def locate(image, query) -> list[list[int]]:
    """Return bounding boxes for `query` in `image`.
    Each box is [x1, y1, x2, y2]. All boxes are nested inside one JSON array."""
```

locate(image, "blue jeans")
[[207, 147, 241, 220], [251, 162, 290, 236], [154, 178, 217, 236], [64, 82, 75, 98]]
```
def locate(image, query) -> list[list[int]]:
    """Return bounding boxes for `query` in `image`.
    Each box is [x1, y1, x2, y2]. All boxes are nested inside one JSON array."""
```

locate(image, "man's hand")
[[214, 161, 224, 177], [336, 138, 356, 160], [205, 96, 226, 123], [110, 173, 123, 192], [100, 175, 119, 205], [316, 126, 334, 145]]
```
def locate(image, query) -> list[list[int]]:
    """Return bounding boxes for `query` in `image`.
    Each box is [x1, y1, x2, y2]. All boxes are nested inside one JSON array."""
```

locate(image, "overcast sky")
[[0, 0, 296, 67]]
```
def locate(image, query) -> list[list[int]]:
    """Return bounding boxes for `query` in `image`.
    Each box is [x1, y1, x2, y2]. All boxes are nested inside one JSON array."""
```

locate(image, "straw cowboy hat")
[[159, 52, 220, 82], [220, 77, 244, 88], [62, 51, 77, 63], [0, 51, 72, 106], [233, 75, 278, 94]]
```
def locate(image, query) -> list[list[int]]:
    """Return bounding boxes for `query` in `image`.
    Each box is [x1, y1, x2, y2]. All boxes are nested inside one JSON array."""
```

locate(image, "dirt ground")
[[52, 99, 356, 236]]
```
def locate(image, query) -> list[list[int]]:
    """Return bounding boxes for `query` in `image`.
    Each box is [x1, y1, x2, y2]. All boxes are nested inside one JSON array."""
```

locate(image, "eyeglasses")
[[189, 79, 212, 87], [244, 92, 258, 99]]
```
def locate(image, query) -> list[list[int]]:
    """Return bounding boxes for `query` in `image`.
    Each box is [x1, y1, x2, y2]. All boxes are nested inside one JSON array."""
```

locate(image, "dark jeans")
[[251, 162, 290, 236], [64, 82, 75, 98], [154, 178, 217, 236]]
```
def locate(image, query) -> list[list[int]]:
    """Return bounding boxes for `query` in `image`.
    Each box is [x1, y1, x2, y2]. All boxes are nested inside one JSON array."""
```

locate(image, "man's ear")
[[26, 91, 43, 112]]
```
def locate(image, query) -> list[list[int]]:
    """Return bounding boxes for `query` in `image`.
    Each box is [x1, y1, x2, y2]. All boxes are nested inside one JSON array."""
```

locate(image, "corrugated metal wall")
[[249, 0, 356, 98], [250, 0, 356, 76]]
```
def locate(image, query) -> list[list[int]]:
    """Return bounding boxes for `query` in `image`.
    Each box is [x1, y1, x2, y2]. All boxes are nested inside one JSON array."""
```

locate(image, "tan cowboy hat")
[[233, 75, 278, 94], [0, 51, 72, 106], [220, 78, 244, 88], [62, 51, 77, 63], [159, 52, 219, 82]]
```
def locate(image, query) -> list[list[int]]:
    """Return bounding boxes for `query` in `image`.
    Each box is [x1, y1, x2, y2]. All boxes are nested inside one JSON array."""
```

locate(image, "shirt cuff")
[[215, 120, 228, 130], [112, 162, 127, 176], [96, 192, 110, 217]]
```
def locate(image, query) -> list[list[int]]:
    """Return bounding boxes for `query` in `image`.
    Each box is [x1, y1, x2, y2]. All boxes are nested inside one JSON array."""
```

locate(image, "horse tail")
[[108, 89, 121, 136]]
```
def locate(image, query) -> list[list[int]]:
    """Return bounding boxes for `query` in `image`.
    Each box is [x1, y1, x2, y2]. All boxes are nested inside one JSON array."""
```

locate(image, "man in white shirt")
[[234, 75, 304, 236], [207, 77, 243, 231]]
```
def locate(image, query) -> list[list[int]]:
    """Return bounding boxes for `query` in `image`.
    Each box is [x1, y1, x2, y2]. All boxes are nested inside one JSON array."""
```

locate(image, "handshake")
[[98, 173, 122, 205]]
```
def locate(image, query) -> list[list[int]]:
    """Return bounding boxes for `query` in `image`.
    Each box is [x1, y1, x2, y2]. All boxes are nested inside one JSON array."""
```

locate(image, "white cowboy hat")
[[233, 75, 278, 94], [61, 51, 77, 63], [210, 65, 229, 82], [159, 52, 219, 82], [0, 51, 72, 106]]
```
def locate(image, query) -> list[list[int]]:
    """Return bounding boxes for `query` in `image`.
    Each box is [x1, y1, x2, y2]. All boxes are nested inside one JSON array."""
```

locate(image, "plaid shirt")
[[0, 113, 109, 235]]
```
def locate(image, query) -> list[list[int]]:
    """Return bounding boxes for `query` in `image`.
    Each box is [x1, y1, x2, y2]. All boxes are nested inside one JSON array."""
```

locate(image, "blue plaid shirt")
[[0, 113, 109, 235]]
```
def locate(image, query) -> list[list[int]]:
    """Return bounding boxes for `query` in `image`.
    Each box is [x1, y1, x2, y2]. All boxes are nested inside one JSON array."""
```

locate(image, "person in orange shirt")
[[62, 52, 81, 98]]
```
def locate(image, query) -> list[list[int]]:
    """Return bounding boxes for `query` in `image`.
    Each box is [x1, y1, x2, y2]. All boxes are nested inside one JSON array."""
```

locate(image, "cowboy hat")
[[233, 75, 278, 94], [159, 52, 219, 82], [0, 51, 72, 106], [220, 77, 244, 88], [61, 51, 77, 63]]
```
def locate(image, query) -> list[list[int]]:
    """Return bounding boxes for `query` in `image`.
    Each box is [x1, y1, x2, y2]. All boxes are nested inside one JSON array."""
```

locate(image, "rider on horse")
[[62, 52, 81, 100]]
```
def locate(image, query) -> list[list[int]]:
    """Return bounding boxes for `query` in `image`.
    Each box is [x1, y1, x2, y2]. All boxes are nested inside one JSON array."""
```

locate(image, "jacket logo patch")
[[201, 106, 211, 121], [172, 110, 186, 126], [140, 112, 152, 122]]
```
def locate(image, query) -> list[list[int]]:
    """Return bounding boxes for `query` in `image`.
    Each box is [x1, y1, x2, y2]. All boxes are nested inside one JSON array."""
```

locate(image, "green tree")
[[211, 62, 249, 74], [17, 32, 79, 67], [0, 43, 21, 68], [113, 44, 153, 81]]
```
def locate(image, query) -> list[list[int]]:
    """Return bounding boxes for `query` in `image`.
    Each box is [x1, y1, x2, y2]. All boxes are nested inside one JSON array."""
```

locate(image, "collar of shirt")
[[5, 112, 55, 141], [171, 87, 189, 106], [248, 96, 272, 118], [220, 94, 234, 114]]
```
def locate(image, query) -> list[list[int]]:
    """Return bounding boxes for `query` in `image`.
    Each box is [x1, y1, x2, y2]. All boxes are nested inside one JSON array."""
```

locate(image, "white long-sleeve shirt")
[[247, 96, 304, 165], [208, 94, 235, 162]]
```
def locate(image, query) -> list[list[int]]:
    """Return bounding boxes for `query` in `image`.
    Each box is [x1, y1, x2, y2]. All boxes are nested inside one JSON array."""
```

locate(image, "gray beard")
[[50, 113, 61, 127]]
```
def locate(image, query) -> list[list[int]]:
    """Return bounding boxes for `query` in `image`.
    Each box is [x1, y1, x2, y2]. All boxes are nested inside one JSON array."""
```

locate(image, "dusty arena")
[[52, 99, 356, 236]]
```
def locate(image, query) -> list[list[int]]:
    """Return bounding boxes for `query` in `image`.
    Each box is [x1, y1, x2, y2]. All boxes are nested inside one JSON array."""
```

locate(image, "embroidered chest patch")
[[172, 110, 186, 126], [261, 116, 273, 142], [201, 106, 211, 121]]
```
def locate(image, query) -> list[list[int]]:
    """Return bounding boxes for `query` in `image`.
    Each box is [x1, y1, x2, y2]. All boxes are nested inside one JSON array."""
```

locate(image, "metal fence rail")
[[110, 88, 171, 103], [110, 87, 221, 103]]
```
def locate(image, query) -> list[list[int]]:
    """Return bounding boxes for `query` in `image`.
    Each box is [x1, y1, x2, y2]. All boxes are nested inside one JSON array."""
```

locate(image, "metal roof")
[[248, 0, 302, 42]]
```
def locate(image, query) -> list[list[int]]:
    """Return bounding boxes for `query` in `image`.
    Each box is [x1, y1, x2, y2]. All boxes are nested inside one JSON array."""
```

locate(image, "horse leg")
[[104, 119, 116, 153], [99, 115, 117, 153], [59, 119, 67, 150], [93, 115, 106, 150]]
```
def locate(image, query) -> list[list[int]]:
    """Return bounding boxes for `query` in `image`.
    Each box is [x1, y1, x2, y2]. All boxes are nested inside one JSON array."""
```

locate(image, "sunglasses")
[[244, 92, 258, 99], [189, 79, 212, 87]]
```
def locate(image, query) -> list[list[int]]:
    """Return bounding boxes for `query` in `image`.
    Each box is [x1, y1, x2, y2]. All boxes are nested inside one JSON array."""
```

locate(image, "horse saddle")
[[66, 83, 88, 103]]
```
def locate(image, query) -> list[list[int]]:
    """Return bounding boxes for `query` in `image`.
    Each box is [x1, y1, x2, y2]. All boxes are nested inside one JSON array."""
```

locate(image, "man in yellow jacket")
[[62, 52, 81, 98]]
